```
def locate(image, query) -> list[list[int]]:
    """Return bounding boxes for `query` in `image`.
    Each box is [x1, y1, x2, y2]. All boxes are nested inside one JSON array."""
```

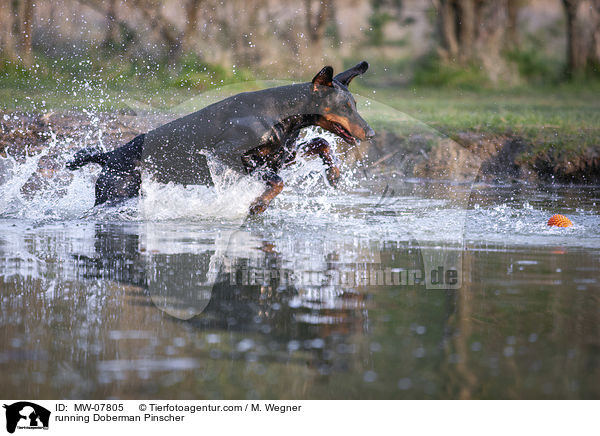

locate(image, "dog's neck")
[[262, 83, 323, 144], [279, 114, 320, 133]]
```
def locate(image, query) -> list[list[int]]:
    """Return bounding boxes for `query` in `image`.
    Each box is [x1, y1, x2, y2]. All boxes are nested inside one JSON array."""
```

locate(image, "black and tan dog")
[[67, 61, 374, 214]]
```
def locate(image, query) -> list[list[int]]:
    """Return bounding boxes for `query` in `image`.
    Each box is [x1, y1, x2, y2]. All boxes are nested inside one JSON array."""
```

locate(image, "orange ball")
[[547, 214, 573, 227]]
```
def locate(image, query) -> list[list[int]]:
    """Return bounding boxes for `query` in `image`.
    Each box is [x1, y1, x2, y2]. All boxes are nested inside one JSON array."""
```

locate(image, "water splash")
[[0, 119, 347, 223], [0, 112, 598, 249]]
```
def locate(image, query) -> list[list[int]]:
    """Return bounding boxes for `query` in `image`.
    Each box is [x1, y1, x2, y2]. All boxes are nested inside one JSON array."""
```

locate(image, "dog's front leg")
[[249, 171, 284, 215], [300, 138, 340, 187]]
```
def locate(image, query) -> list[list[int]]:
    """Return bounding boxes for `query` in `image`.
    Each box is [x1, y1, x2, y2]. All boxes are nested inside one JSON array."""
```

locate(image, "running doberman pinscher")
[[67, 61, 375, 215]]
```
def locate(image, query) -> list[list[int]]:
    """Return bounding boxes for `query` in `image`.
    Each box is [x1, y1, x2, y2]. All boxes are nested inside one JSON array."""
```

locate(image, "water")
[[1, 123, 599, 399]]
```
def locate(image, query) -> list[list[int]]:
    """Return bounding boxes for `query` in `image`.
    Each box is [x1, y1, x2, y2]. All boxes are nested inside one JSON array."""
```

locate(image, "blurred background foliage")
[[1, 0, 599, 96], [0, 0, 598, 182]]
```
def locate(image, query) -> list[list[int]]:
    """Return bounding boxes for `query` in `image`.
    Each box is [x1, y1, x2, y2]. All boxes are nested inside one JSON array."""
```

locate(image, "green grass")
[[0, 53, 256, 112], [2, 54, 599, 173], [352, 82, 600, 164]]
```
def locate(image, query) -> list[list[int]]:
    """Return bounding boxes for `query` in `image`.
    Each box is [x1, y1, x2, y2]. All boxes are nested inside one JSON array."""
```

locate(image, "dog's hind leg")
[[248, 171, 284, 215], [93, 134, 144, 206], [67, 134, 145, 206], [298, 138, 340, 187], [94, 167, 142, 206]]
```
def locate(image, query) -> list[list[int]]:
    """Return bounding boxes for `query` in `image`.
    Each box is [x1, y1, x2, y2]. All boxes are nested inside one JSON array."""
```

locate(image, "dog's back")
[[141, 84, 309, 184], [65, 62, 374, 212]]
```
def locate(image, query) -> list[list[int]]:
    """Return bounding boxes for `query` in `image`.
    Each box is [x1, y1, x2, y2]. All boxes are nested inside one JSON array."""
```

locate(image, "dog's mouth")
[[329, 122, 357, 145]]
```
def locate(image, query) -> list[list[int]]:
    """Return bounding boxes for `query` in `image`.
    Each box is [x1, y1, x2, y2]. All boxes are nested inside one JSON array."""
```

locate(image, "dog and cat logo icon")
[[3, 402, 50, 433]]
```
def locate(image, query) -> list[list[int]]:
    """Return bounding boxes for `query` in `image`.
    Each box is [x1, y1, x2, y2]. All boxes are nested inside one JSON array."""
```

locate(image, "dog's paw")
[[249, 199, 268, 215], [326, 166, 341, 188]]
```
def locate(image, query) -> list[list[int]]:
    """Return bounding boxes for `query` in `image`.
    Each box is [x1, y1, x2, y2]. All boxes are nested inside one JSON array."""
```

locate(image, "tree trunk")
[[563, 0, 585, 76], [591, 0, 600, 67], [435, 0, 480, 63], [305, 0, 332, 54], [103, 0, 120, 49], [506, 0, 520, 48], [183, 0, 202, 53], [0, 1, 17, 60], [132, 0, 183, 63], [438, 0, 459, 60], [11, 0, 21, 48], [20, 0, 33, 67], [561, 0, 600, 77], [457, 0, 476, 62], [434, 0, 517, 83]]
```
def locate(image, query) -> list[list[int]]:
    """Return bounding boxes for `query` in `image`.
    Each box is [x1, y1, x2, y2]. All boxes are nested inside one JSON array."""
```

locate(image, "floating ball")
[[547, 214, 572, 227]]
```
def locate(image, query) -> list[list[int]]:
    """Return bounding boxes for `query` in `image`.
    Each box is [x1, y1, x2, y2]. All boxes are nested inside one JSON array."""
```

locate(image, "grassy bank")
[[353, 83, 600, 182], [0, 54, 256, 111], [2, 56, 599, 182]]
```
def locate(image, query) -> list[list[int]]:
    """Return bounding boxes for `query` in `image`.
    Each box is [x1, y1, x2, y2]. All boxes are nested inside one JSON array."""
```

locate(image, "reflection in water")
[[0, 183, 599, 399], [1, 86, 598, 400], [73, 224, 420, 377], [0, 220, 449, 398]]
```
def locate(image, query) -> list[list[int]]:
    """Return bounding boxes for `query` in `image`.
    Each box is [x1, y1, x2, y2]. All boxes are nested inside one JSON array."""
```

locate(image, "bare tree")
[[437, 0, 459, 59], [131, 0, 183, 62], [506, 0, 523, 48], [593, 0, 600, 67], [435, 0, 487, 63], [11, 0, 21, 40], [20, 0, 34, 67], [183, 0, 204, 53], [562, 0, 600, 77], [77, 0, 138, 52], [0, 1, 17, 60], [103, 0, 120, 49], [563, 0, 584, 76], [304, 0, 333, 53], [432, 0, 527, 83], [0, 0, 33, 66]]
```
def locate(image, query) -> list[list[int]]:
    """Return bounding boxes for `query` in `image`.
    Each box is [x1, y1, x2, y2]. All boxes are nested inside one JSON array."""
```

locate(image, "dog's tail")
[[66, 147, 108, 170]]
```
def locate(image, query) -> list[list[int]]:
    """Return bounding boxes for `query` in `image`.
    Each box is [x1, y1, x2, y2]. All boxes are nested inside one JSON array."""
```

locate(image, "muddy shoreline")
[[365, 130, 600, 185], [1, 110, 598, 185]]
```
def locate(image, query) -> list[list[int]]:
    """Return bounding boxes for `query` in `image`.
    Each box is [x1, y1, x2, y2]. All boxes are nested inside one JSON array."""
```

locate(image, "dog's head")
[[309, 61, 375, 145]]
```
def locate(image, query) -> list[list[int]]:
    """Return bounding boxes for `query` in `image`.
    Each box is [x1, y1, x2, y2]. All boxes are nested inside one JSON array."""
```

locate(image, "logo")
[[3, 402, 50, 434]]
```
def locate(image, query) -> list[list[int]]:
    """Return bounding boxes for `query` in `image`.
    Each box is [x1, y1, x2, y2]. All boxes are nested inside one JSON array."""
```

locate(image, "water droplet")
[[413, 347, 426, 358], [398, 378, 412, 390], [236, 338, 254, 352], [369, 342, 382, 352], [363, 371, 377, 383], [287, 340, 300, 351], [206, 334, 220, 344]]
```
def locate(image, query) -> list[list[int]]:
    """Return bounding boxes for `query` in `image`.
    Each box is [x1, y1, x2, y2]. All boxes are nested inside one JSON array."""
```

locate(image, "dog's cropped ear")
[[312, 66, 334, 91], [334, 61, 369, 86]]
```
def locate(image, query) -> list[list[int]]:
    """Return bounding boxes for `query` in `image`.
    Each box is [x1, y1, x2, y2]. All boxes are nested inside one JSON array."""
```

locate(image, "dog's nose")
[[365, 126, 375, 139]]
